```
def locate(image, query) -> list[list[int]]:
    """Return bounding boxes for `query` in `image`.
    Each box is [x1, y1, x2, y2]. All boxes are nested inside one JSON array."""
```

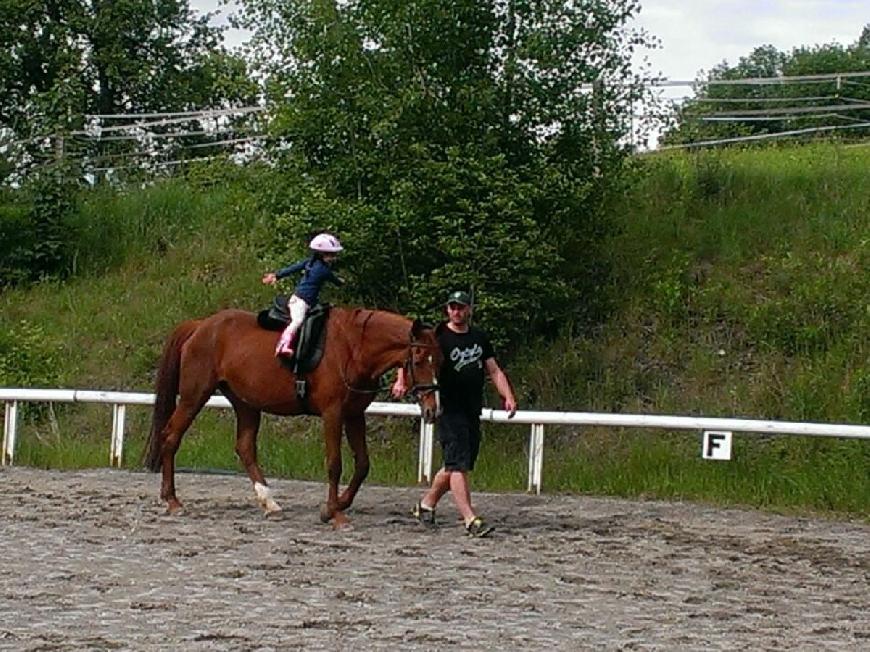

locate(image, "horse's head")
[[405, 319, 442, 423]]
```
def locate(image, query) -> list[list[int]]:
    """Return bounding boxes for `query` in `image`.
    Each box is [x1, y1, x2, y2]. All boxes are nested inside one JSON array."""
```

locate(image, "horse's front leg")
[[337, 412, 369, 512], [319, 407, 349, 529]]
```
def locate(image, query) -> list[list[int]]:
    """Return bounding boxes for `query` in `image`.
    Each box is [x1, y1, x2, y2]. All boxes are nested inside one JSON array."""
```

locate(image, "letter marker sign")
[[702, 430, 732, 461]]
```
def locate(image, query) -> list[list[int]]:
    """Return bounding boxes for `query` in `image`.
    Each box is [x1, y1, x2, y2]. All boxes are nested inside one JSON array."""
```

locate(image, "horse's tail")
[[144, 319, 200, 472]]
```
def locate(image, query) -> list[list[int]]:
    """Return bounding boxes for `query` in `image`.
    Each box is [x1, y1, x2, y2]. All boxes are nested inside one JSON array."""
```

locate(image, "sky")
[[193, 0, 867, 83], [626, 1, 867, 144], [629, 1, 866, 88], [191, 1, 868, 147]]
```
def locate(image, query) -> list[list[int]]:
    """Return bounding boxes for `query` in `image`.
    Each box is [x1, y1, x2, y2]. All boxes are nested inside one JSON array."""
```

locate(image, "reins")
[[338, 310, 440, 400], [340, 339, 440, 396]]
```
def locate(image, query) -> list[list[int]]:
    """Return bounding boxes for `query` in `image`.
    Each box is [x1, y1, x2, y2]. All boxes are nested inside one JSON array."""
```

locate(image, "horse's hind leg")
[[337, 413, 370, 513], [231, 402, 281, 514]]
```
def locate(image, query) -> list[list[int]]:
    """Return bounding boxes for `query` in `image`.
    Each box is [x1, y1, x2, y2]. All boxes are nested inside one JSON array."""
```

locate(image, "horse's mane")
[[341, 306, 410, 334]]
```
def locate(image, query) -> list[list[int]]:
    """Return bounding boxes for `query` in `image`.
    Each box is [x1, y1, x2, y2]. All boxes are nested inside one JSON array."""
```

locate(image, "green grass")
[[2, 144, 868, 518], [9, 407, 868, 518]]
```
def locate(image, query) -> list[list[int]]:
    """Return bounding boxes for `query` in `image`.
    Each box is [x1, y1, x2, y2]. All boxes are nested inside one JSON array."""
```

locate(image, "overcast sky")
[[630, 0, 866, 84], [192, 0, 867, 83]]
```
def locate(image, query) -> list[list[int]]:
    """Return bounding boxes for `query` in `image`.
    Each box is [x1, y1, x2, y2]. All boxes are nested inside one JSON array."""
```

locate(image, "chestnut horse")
[[144, 307, 441, 528]]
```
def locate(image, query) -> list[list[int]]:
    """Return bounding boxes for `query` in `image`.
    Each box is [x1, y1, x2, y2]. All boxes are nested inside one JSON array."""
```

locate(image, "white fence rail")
[[2, 388, 869, 493]]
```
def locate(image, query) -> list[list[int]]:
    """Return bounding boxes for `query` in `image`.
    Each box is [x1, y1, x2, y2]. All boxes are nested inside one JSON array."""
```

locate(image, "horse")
[[143, 307, 442, 529]]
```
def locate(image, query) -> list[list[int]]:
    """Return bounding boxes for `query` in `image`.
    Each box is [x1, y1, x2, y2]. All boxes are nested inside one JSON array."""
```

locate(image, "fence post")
[[417, 419, 434, 485], [110, 404, 126, 467], [3, 400, 19, 466], [527, 423, 545, 494]]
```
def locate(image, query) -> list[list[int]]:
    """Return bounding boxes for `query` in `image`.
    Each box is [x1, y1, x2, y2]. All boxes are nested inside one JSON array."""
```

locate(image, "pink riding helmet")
[[309, 233, 343, 253]]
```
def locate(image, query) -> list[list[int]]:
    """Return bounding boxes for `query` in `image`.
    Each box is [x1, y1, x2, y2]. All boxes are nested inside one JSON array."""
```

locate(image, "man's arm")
[[390, 367, 408, 398], [485, 358, 517, 418]]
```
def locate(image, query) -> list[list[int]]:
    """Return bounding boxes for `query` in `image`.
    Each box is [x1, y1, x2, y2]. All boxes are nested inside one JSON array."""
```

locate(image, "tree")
[[661, 26, 870, 147], [0, 0, 259, 181], [235, 0, 656, 345]]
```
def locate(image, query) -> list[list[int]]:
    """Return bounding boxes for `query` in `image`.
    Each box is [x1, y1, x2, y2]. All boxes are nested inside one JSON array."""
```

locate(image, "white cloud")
[[631, 0, 867, 82], [189, 1, 867, 148], [190, 0, 249, 49], [192, 1, 867, 80]]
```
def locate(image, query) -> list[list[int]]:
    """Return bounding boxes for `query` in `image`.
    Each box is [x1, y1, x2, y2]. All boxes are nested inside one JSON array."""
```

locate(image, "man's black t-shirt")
[[437, 324, 495, 416]]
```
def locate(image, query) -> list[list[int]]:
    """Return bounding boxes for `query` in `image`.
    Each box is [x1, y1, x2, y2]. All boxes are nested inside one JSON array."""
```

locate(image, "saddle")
[[257, 296, 330, 375]]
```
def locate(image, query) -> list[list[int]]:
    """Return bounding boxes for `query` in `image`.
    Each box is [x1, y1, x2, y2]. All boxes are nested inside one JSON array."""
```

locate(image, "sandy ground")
[[0, 466, 867, 651]]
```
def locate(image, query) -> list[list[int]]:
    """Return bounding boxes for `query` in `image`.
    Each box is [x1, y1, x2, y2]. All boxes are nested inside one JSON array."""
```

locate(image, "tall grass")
[[1, 175, 272, 390]]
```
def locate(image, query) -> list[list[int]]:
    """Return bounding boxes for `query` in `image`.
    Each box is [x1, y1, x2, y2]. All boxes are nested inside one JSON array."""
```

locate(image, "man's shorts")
[[438, 410, 481, 472]]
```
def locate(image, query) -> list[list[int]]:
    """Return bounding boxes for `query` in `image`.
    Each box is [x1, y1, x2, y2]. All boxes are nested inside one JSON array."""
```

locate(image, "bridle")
[[404, 340, 440, 400], [337, 315, 440, 406]]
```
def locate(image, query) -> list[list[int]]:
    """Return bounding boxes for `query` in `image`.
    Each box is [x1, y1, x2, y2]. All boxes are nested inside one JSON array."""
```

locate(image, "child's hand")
[[262, 272, 277, 285]]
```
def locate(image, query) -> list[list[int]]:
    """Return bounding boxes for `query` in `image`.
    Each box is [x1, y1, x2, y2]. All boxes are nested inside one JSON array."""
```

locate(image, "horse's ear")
[[411, 318, 430, 337]]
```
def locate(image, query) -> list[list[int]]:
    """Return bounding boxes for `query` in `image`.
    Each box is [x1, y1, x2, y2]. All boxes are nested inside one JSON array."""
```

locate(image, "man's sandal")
[[465, 516, 494, 538]]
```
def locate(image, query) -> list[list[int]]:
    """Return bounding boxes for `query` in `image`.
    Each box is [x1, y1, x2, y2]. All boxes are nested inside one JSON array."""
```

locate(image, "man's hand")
[[503, 397, 517, 418], [390, 373, 408, 399], [262, 272, 277, 285]]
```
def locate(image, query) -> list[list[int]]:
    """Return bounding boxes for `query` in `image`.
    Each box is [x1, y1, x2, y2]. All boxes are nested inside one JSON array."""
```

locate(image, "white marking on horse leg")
[[254, 481, 282, 513]]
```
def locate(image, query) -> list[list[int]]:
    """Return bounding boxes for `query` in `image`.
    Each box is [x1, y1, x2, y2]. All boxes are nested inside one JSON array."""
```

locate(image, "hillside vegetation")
[[1, 144, 867, 515]]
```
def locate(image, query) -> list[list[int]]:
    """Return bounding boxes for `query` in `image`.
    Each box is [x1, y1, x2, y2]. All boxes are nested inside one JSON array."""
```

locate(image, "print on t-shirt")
[[437, 326, 495, 415], [449, 343, 484, 372]]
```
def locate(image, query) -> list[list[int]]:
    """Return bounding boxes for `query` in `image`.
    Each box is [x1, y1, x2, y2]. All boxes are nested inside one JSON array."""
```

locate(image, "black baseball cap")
[[446, 290, 472, 306]]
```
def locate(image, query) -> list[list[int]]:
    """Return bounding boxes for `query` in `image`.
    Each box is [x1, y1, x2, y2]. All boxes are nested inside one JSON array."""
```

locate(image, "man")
[[392, 290, 517, 537]]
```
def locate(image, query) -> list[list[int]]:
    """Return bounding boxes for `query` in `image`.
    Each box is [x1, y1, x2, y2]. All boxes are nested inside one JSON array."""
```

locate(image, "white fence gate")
[[2, 388, 869, 493]]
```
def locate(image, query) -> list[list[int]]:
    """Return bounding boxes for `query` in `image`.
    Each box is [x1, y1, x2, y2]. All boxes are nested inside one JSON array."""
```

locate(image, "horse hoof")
[[166, 503, 184, 516], [331, 512, 352, 531], [264, 506, 283, 519], [262, 499, 283, 515], [319, 502, 332, 523]]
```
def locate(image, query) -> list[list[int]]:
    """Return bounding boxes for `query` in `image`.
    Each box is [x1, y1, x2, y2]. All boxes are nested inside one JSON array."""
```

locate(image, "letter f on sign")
[[702, 431, 732, 461]]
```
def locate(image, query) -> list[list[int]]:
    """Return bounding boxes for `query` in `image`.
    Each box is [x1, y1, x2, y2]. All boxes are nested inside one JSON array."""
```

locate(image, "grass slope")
[[1, 145, 867, 516]]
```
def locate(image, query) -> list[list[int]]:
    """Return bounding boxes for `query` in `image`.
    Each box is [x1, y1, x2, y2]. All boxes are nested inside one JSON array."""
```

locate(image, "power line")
[[698, 113, 854, 123], [655, 121, 870, 151], [688, 102, 870, 118], [72, 112, 264, 136], [689, 95, 837, 104], [90, 155, 221, 173], [74, 128, 266, 143], [645, 70, 870, 88], [187, 136, 269, 149], [86, 106, 265, 120]]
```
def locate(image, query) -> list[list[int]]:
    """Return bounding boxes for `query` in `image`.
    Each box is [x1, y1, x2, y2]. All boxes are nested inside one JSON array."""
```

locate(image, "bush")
[[0, 199, 34, 286], [0, 320, 59, 388], [0, 167, 80, 287]]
